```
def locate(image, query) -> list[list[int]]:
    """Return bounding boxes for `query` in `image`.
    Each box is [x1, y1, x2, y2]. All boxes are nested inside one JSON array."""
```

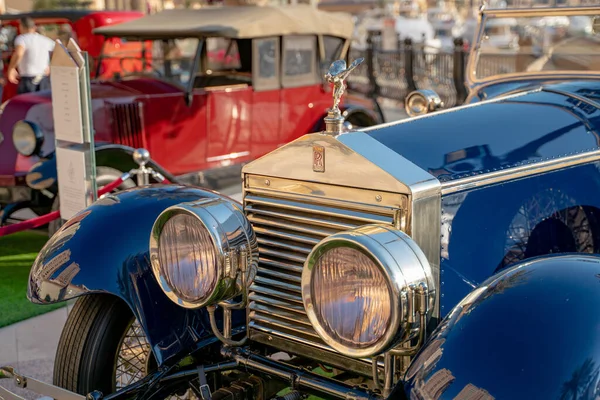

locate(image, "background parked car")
[[0, 10, 144, 103]]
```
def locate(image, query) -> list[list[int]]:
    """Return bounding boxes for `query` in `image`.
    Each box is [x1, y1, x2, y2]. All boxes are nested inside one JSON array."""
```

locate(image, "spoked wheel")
[[500, 188, 600, 269], [54, 294, 196, 399], [114, 320, 153, 390], [115, 322, 197, 400], [48, 167, 135, 237]]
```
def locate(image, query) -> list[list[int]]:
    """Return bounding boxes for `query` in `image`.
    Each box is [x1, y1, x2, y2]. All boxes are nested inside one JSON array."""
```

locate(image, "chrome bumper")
[[0, 366, 84, 400], [1, 346, 382, 400]]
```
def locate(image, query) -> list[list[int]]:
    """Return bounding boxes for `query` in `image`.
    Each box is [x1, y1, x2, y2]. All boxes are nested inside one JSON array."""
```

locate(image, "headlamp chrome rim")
[[301, 224, 435, 358], [405, 89, 444, 118], [12, 120, 44, 157], [150, 197, 258, 309]]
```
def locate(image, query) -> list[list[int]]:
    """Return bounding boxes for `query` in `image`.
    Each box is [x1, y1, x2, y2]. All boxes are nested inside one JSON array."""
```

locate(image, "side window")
[[166, 38, 199, 86], [322, 36, 345, 71], [282, 35, 318, 88], [206, 37, 242, 71], [252, 37, 280, 91]]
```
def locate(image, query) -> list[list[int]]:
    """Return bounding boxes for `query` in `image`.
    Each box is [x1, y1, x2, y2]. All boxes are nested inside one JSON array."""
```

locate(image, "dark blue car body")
[[28, 77, 600, 399], [23, 2, 600, 395]]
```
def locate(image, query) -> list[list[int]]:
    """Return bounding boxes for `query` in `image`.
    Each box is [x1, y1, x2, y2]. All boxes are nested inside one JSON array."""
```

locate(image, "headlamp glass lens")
[[311, 246, 392, 349], [158, 214, 218, 303]]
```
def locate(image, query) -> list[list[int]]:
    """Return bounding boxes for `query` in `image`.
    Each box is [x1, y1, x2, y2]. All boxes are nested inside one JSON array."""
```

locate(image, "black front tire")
[[48, 166, 135, 237], [53, 294, 137, 396]]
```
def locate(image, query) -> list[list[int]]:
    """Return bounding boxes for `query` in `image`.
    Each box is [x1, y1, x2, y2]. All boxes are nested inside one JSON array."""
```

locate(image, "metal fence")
[[347, 36, 469, 108]]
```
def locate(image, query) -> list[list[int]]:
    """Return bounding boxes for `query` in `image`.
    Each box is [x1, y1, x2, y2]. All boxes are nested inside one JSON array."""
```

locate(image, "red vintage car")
[[0, 4, 383, 234], [0, 9, 144, 102]]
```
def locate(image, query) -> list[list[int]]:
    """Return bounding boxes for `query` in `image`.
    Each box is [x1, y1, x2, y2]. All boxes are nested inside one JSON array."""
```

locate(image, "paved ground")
[[0, 305, 74, 399], [0, 103, 408, 399]]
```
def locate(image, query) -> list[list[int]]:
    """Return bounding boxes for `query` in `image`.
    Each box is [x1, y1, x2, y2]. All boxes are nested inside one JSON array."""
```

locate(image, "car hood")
[[0, 77, 184, 181], [365, 83, 600, 184], [12, 77, 184, 103], [243, 81, 600, 198]]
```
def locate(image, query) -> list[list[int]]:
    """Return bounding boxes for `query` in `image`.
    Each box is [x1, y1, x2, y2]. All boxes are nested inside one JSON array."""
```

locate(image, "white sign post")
[[50, 39, 97, 221]]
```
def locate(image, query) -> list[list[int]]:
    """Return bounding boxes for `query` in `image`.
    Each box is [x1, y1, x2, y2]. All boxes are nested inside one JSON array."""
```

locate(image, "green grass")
[[0, 231, 65, 328]]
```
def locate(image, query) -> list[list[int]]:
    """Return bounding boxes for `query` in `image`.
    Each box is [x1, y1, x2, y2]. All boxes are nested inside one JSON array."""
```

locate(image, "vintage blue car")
[[3, 5, 600, 400]]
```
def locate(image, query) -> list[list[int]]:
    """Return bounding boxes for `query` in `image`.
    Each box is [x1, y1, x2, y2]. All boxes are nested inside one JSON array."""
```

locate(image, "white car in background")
[[395, 14, 441, 53], [427, 7, 464, 51], [352, 7, 441, 53]]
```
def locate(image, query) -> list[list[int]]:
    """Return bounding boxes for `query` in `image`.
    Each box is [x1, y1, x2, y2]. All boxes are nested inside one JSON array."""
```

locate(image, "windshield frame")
[[468, 6, 600, 86], [95, 35, 203, 88]]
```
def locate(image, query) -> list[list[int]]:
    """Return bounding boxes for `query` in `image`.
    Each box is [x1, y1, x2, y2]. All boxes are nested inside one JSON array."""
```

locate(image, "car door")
[[203, 38, 252, 168], [250, 37, 282, 159], [278, 35, 321, 144]]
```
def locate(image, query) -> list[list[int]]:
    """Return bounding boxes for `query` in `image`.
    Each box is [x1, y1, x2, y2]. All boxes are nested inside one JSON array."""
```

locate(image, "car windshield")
[[99, 37, 200, 87], [475, 13, 600, 80], [98, 37, 244, 87]]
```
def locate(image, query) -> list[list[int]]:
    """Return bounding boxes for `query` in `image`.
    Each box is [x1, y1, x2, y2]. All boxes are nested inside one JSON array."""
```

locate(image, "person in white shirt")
[[7, 17, 55, 94]]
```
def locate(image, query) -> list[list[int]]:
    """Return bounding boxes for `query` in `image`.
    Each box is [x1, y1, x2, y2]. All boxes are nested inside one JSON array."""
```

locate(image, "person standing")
[[7, 17, 55, 94]]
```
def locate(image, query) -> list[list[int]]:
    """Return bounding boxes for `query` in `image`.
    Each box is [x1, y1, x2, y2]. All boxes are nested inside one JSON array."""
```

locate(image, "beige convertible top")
[[94, 5, 354, 39]]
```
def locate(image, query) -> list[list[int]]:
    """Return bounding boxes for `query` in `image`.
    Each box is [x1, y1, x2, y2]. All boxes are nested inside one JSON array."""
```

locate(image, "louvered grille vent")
[[108, 102, 145, 149]]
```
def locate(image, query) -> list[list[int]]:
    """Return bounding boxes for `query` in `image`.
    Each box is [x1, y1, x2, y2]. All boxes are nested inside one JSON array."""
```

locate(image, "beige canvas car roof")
[[94, 5, 354, 40]]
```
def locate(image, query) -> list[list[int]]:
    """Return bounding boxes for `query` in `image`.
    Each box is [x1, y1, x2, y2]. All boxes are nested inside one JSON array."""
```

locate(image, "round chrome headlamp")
[[302, 224, 435, 358], [13, 120, 44, 157], [405, 90, 444, 117], [150, 197, 258, 309]]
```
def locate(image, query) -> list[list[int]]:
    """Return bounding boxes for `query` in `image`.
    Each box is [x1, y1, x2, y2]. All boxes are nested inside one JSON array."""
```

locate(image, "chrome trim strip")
[[249, 293, 306, 313], [249, 313, 321, 338], [253, 226, 321, 246], [206, 151, 250, 163], [248, 215, 337, 239], [337, 132, 442, 321], [248, 325, 386, 370], [253, 275, 302, 294], [361, 91, 534, 131], [251, 284, 304, 304], [441, 148, 600, 195], [480, 6, 600, 18], [258, 267, 302, 284], [248, 206, 358, 230], [541, 87, 600, 110], [245, 185, 403, 214], [257, 237, 313, 255], [259, 256, 305, 273], [249, 302, 312, 326]]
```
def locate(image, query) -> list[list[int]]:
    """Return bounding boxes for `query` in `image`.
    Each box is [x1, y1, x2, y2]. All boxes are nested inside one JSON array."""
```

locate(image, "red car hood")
[[0, 77, 183, 183]]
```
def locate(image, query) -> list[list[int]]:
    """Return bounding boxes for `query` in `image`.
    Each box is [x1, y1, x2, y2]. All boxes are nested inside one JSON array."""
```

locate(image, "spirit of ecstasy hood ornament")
[[323, 57, 364, 135]]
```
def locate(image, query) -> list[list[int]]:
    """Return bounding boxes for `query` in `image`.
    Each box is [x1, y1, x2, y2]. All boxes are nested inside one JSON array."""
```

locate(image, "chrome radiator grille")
[[244, 179, 399, 356]]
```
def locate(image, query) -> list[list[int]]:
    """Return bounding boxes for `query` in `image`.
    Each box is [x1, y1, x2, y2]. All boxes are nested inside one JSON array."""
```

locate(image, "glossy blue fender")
[[402, 254, 600, 400], [28, 184, 243, 365]]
